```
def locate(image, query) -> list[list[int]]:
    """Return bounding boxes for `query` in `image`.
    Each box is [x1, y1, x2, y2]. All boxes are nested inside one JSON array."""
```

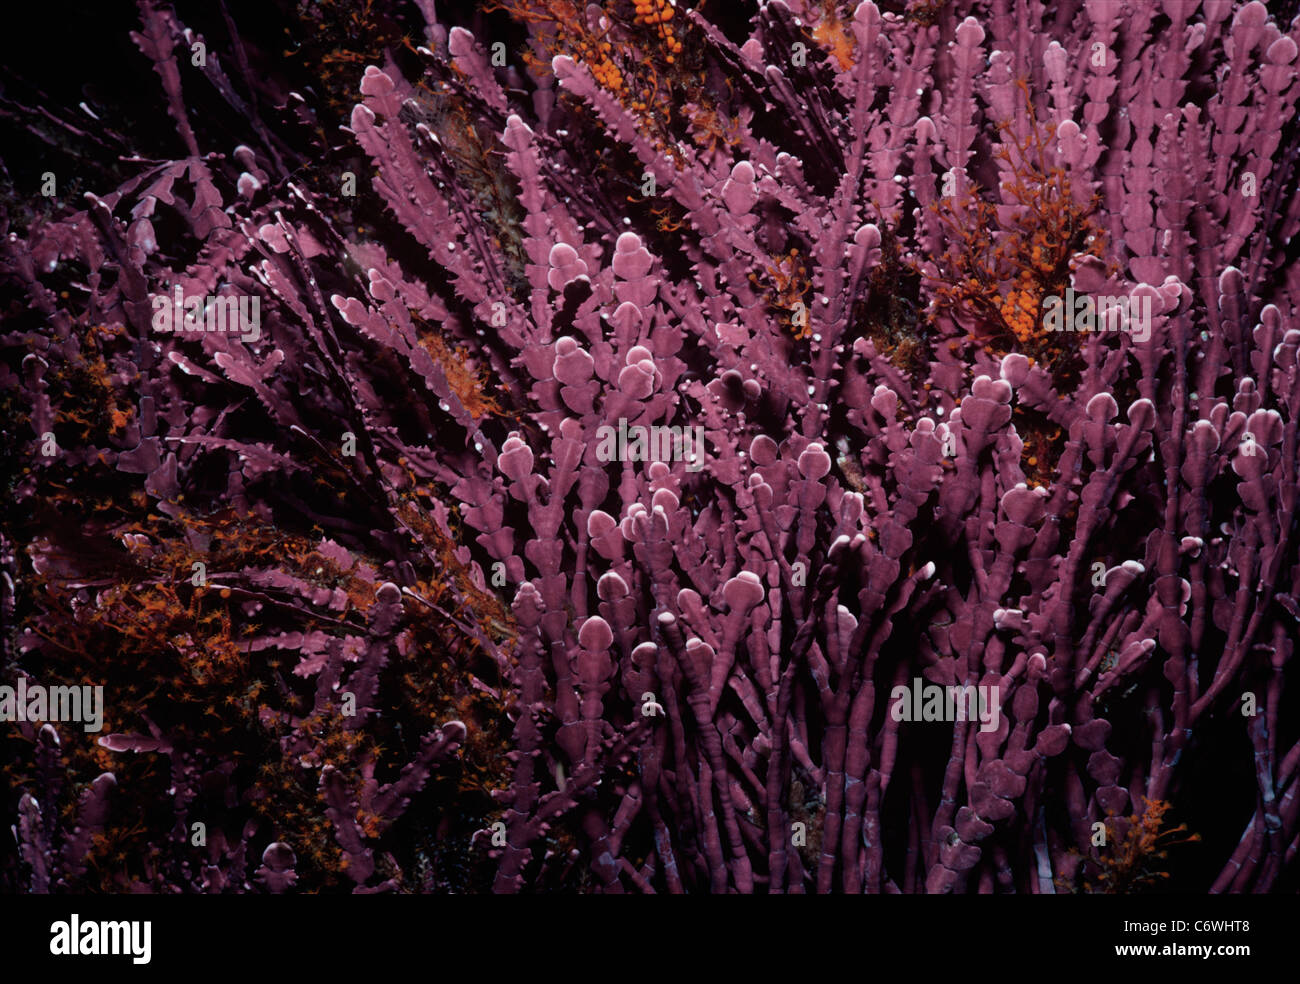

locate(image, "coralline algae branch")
[[2, 0, 1299, 894]]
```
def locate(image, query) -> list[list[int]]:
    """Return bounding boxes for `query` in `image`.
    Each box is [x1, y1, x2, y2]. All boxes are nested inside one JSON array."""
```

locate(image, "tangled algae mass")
[[2, 0, 1300, 896]]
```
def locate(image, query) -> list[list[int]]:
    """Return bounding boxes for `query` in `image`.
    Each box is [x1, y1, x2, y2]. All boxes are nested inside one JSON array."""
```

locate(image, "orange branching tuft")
[[415, 321, 505, 420], [45, 323, 135, 444], [684, 104, 745, 159], [496, 1, 624, 90], [929, 82, 1109, 371], [1060, 797, 1202, 894], [752, 249, 813, 340], [498, 0, 705, 164], [812, 4, 855, 71]]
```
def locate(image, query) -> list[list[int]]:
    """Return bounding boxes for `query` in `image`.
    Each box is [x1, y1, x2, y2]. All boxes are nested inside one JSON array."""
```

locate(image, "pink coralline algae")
[[2, 0, 1300, 893]]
